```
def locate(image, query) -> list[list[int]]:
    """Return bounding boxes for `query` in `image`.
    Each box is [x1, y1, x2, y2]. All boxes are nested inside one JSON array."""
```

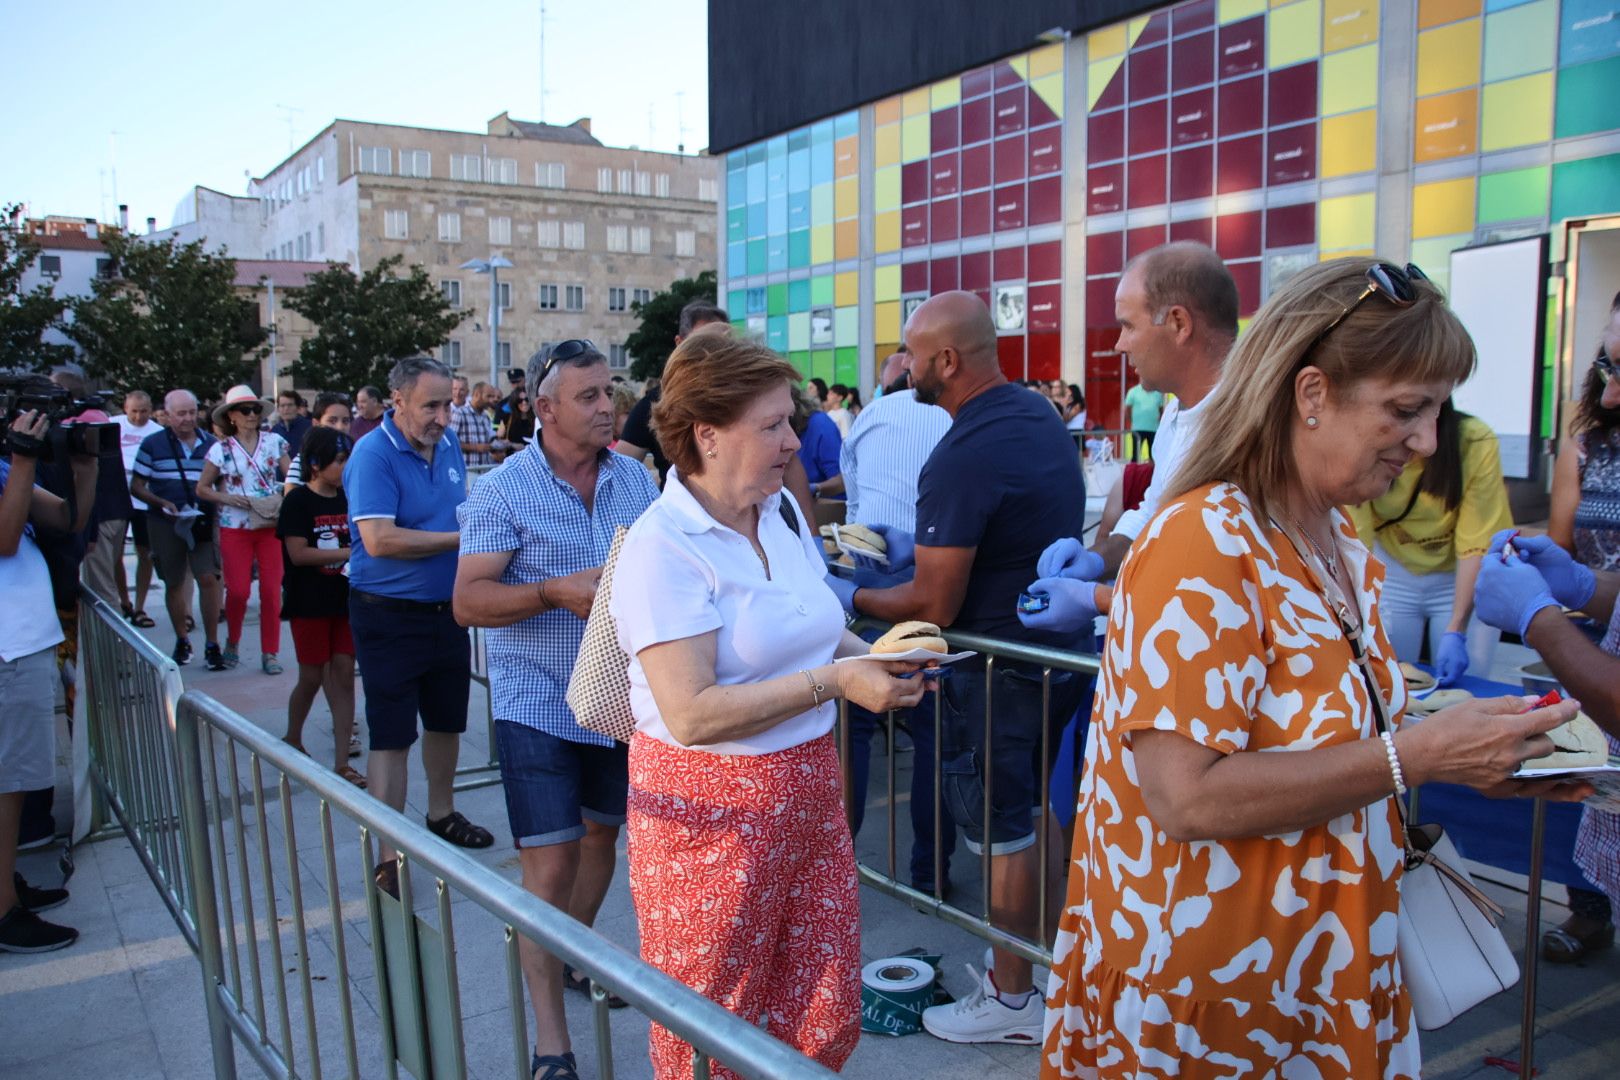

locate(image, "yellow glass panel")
[[875, 124, 901, 168], [874, 97, 902, 126], [1321, 109, 1378, 176], [1419, 0, 1481, 30], [1269, 0, 1323, 69], [1088, 22, 1128, 60], [1128, 16, 1150, 37], [901, 116, 930, 163], [834, 220, 858, 261], [834, 176, 858, 219], [875, 301, 901, 343], [1219, 0, 1267, 21], [875, 211, 900, 253], [1414, 88, 1478, 162], [1032, 73, 1065, 119], [1416, 21, 1481, 96], [834, 271, 859, 307], [811, 225, 834, 265], [1480, 71, 1553, 152], [1010, 55, 1030, 79], [874, 165, 901, 212], [834, 135, 859, 178], [1320, 191, 1375, 250], [1321, 247, 1375, 261], [1030, 42, 1064, 78], [1323, 0, 1378, 51], [903, 89, 930, 117], [1412, 177, 1477, 238], [874, 265, 901, 303], [1321, 44, 1378, 115], [1088, 56, 1126, 110], [931, 77, 961, 111]]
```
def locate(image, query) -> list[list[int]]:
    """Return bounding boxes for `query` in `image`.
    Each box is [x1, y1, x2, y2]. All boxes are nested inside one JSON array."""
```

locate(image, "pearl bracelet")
[[1380, 731, 1408, 795]]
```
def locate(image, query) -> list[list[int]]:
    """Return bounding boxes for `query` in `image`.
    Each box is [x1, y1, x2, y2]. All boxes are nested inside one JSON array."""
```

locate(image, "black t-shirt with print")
[[276, 485, 350, 619]]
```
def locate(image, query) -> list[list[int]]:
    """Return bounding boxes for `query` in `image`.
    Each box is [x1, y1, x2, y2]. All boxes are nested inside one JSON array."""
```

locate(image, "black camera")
[[0, 373, 120, 461]]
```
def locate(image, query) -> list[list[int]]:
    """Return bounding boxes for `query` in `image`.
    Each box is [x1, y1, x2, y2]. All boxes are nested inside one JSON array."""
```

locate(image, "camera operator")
[[0, 409, 96, 953]]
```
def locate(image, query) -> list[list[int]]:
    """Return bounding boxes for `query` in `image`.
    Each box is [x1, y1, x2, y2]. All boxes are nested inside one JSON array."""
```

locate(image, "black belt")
[[351, 589, 453, 614]]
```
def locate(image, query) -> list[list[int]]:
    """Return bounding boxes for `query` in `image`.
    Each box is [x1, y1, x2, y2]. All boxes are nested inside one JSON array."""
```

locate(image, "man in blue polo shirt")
[[835, 291, 1087, 1045], [454, 341, 658, 1078], [345, 356, 493, 896]]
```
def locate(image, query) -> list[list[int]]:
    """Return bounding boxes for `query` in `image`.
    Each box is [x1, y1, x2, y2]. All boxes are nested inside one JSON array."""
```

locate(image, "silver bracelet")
[[1380, 731, 1407, 795], [802, 669, 826, 708]]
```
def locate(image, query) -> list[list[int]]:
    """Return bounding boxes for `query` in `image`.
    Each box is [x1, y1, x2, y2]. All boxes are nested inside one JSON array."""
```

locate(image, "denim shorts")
[[493, 720, 629, 848], [940, 661, 1085, 856]]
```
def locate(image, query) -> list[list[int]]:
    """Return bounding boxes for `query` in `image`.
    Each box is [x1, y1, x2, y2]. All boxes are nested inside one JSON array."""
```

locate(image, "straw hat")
[[211, 384, 275, 426]]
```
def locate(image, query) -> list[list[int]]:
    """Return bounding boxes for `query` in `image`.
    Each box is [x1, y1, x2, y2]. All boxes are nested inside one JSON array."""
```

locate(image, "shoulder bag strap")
[[166, 430, 199, 509], [778, 492, 801, 535]]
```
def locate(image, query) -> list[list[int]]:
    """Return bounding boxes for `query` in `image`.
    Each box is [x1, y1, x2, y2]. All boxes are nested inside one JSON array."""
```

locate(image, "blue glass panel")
[[788, 129, 811, 153], [811, 120, 835, 145], [747, 161, 767, 203], [746, 287, 767, 314], [767, 193, 788, 234], [1562, 0, 1620, 64], [747, 201, 766, 237], [811, 144, 835, 185], [787, 190, 811, 231], [767, 314, 789, 352], [747, 240, 766, 275], [834, 111, 859, 139], [767, 234, 789, 272], [727, 242, 746, 277], [788, 231, 810, 269], [788, 148, 811, 191], [788, 278, 811, 310]]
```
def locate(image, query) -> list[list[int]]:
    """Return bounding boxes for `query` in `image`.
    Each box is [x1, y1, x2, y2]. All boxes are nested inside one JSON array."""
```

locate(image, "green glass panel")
[[809, 275, 834, 305], [788, 279, 811, 311], [811, 350, 835, 384], [788, 312, 810, 351], [727, 289, 746, 315], [747, 239, 766, 275], [834, 306, 858, 347], [788, 350, 810, 376], [731, 319, 749, 336], [1482, 0, 1556, 82], [1409, 235, 1470, 295], [1477, 165, 1550, 223], [1555, 57, 1620, 140], [767, 283, 788, 315], [811, 184, 834, 225], [834, 347, 860, 387], [788, 229, 811, 268], [767, 315, 788, 352], [727, 207, 747, 244], [1551, 153, 1620, 222]]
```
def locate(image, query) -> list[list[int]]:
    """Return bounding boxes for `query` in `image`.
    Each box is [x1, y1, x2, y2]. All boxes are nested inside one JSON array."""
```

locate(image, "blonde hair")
[[653, 326, 801, 477], [1167, 257, 1476, 523]]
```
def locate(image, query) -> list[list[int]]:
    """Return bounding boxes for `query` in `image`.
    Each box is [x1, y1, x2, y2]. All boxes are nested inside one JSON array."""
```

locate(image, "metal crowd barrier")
[[452, 625, 501, 792], [839, 619, 1101, 969], [173, 690, 836, 1080]]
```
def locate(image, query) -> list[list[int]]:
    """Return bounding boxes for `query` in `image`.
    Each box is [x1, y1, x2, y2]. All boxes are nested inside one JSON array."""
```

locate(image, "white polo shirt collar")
[[660, 467, 786, 537]]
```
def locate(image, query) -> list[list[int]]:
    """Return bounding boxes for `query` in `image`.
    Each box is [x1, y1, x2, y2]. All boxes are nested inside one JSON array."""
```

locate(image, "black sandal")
[[564, 962, 628, 1008], [531, 1050, 578, 1080], [130, 609, 156, 628], [373, 859, 400, 900], [425, 811, 493, 849]]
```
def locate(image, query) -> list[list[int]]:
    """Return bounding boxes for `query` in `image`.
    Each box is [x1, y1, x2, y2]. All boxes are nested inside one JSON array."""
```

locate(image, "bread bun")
[[839, 523, 887, 556], [1400, 662, 1435, 692], [1406, 688, 1472, 715], [1522, 712, 1608, 771], [873, 620, 947, 655]]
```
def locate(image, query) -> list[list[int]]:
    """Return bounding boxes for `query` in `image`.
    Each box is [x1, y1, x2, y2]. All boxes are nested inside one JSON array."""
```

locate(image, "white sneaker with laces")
[[921, 965, 1043, 1045]]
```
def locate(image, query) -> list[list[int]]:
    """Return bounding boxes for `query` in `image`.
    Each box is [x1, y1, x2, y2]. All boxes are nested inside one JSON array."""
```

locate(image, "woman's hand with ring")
[[1395, 693, 1582, 791], [837, 659, 927, 713]]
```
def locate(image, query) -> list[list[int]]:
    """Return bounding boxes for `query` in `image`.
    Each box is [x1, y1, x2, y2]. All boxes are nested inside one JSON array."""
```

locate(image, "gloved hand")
[[1434, 631, 1469, 687], [824, 573, 858, 615], [854, 562, 913, 591], [850, 524, 916, 575], [1486, 529, 1597, 611], [1016, 576, 1101, 634], [1036, 537, 1105, 582], [1474, 552, 1562, 640]]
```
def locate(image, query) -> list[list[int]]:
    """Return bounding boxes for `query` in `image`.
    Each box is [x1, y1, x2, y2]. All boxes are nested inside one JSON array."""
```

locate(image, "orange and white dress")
[[1042, 483, 1419, 1080]]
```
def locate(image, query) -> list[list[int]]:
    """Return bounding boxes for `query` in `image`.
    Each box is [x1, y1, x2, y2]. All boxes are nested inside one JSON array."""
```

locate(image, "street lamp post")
[[460, 256, 513, 386]]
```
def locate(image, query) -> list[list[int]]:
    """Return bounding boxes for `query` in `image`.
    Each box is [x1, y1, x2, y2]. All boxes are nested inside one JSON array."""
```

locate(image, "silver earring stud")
[[706, 449, 716, 458], [1305, 416, 1319, 428]]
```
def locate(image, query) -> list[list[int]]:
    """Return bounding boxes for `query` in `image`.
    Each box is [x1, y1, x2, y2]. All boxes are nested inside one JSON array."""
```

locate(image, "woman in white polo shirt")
[[611, 330, 925, 1078]]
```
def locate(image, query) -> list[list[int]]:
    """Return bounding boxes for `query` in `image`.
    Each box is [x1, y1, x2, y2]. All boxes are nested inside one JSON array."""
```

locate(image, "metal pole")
[[1518, 797, 1548, 1080], [490, 266, 502, 387]]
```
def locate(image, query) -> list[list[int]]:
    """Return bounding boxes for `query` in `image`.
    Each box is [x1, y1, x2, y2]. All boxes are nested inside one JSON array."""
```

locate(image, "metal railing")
[[452, 625, 501, 792], [839, 619, 1100, 969], [173, 689, 837, 1080]]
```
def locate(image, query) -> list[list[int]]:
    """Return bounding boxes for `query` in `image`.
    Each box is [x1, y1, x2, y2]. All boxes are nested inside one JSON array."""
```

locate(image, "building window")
[[497, 341, 512, 366], [384, 209, 409, 239], [562, 222, 585, 250], [630, 226, 651, 254], [617, 169, 633, 194], [597, 167, 613, 193], [295, 234, 306, 259], [400, 149, 431, 178], [632, 287, 652, 307], [565, 285, 584, 311], [655, 173, 670, 198], [95, 257, 114, 279], [450, 154, 482, 182], [538, 284, 558, 310], [634, 171, 652, 196], [535, 162, 566, 188], [38, 254, 62, 278], [438, 212, 461, 242], [537, 220, 560, 248], [358, 146, 391, 175], [317, 223, 325, 254], [491, 158, 518, 184], [675, 230, 696, 257], [605, 225, 628, 253], [497, 281, 512, 309], [489, 216, 512, 245], [317, 157, 325, 185], [609, 287, 627, 312], [608, 344, 630, 369], [443, 340, 462, 368], [698, 177, 717, 201], [441, 280, 462, 307]]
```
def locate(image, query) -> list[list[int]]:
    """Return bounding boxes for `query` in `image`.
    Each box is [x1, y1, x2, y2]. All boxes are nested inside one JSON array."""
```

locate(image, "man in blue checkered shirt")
[[448, 375, 494, 467], [453, 341, 657, 1078]]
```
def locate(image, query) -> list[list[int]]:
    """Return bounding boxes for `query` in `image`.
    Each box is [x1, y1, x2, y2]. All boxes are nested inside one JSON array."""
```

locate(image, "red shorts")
[[289, 615, 355, 667]]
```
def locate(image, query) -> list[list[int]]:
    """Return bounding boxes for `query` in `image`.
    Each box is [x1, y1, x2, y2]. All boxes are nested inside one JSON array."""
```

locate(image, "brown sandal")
[[337, 765, 367, 789]]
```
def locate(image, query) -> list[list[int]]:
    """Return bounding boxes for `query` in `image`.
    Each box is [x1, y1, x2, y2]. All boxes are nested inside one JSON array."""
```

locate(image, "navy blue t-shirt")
[[915, 381, 1086, 643]]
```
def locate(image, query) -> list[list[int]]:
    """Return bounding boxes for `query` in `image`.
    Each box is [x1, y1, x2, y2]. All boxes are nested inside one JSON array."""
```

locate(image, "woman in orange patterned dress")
[[1041, 258, 1591, 1079]]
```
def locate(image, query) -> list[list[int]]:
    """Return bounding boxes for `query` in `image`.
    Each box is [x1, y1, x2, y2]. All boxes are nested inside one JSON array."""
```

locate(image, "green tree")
[[0, 205, 75, 373], [626, 269, 718, 381], [65, 230, 265, 396], [282, 255, 469, 393]]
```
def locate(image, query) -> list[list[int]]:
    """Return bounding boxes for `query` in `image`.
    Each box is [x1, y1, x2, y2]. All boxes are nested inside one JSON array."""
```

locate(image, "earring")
[[1305, 416, 1319, 428], [706, 449, 717, 458]]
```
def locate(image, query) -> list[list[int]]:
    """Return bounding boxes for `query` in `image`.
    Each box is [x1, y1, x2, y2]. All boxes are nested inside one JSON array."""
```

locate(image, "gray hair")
[[164, 388, 198, 412], [1123, 241, 1240, 343], [123, 389, 153, 408], [387, 356, 451, 395], [530, 344, 607, 403]]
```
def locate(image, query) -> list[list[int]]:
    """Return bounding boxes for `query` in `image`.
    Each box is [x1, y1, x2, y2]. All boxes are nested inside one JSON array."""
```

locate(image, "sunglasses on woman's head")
[[1306, 262, 1431, 357], [1595, 349, 1616, 386], [536, 338, 596, 387]]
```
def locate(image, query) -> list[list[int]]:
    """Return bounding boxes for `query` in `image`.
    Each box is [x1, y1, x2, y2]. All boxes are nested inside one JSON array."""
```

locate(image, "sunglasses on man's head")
[[537, 339, 597, 387], [1306, 262, 1431, 357]]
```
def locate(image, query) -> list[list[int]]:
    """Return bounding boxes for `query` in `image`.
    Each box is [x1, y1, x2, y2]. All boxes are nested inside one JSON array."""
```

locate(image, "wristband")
[[539, 579, 552, 611], [802, 669, 826, 707], [1380, 731, 1407, 796]]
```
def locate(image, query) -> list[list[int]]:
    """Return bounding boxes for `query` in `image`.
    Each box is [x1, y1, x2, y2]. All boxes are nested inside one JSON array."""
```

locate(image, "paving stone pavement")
[[3, 560, 1617, 1078]]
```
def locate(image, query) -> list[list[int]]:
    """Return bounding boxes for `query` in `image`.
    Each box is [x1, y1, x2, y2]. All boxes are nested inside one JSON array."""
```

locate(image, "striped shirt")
[[132, 428, 217, 510], [838, 389, 951, 532], [458, 440, 659, 744], [450, 403, 495, 467]]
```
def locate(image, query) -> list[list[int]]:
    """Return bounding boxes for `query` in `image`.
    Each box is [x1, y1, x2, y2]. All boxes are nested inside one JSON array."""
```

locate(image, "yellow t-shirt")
[[1348, 415, 1513, 575]]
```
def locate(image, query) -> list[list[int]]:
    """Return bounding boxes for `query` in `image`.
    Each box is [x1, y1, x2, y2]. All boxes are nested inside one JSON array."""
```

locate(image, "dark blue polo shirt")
[[344, 411, 467, 601], [915, 381, 1086, 644]]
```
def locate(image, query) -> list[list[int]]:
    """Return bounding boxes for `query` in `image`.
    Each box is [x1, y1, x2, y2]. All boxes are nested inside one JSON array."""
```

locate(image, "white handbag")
[[566, 526, 637, 744]]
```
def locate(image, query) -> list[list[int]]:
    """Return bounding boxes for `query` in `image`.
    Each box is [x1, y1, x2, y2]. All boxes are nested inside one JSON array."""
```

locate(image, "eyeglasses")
[[231, 404, 263, 415], [1306, 262, 1430, 357], [1595, 349, 1616, 386], [536, 339, 596, 388]]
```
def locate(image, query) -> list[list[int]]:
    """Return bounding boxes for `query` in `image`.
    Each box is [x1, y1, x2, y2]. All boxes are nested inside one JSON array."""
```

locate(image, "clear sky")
[[2, 0, 710, 229]]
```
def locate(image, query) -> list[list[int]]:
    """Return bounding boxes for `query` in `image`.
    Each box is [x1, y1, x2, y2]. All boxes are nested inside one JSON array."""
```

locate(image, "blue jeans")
[[847, 691, 955, 890]]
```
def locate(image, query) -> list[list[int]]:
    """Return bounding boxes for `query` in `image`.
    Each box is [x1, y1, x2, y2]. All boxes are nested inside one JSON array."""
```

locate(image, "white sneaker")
[[921, 965, 1043, 1045]]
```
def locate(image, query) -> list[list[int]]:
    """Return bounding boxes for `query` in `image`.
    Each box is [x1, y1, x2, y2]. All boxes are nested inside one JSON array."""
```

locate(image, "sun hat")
[[211, 384, 276, 426]]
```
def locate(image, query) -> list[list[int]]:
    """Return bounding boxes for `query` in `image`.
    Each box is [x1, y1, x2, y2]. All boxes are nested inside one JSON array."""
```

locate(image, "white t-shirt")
[[611, 469, 846, 755], [1111, 392, 1209, 543], [117, 416, 162, 511], [826, 407, 853, 438]]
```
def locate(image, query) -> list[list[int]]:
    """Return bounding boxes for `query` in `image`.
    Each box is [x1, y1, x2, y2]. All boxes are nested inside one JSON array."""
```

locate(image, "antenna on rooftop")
[[675, 91, 688, 154], [538, 2, 549, 123], [275, 104, 304, 153]]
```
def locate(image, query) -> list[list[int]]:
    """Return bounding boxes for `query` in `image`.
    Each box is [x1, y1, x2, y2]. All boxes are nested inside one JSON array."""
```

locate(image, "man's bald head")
[[878, 350, 909, 393], [905, 291, 998, 369], [164, 388, 197, 412]]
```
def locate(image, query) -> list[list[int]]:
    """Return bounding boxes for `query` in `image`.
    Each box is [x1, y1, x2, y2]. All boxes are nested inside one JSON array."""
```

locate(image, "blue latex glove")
[[1474, 553, 1561, 639], [824, 573, 858, 615], [849, 524, 916, 575], [1016, 576, 1101, 634], [1434, 631, 1469, 687], [1036, 537, 1106, 582], [854, 563, 913, 591], [1486, 530, 1596, 610]]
